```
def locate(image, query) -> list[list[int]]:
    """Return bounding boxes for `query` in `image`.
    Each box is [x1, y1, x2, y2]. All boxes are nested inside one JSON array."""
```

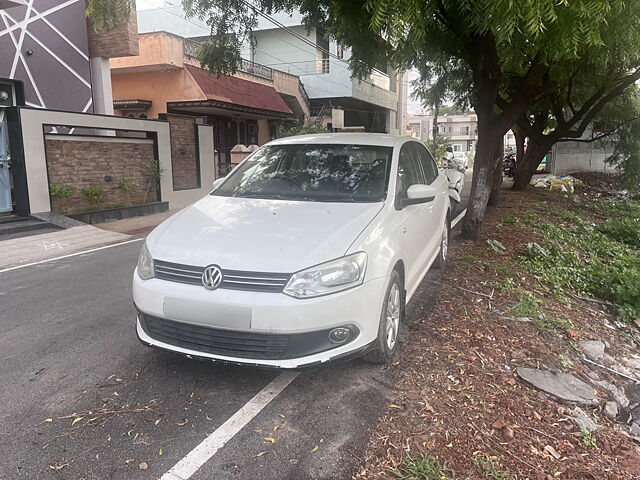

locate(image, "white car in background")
[[134, 134, 451, 368]]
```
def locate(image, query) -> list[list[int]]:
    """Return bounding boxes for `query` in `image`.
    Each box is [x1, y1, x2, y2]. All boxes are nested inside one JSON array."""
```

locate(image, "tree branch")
[[566, 67, 580, 116], [564, 69, 640, 138], [557, 116, 640, 143]]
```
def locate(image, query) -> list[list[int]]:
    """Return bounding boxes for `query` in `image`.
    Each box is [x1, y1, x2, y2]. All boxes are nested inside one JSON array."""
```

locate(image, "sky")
[[135, 0, 424, 114]]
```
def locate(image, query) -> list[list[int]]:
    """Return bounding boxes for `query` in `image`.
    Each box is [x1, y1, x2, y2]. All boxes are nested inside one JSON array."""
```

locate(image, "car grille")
[[138, 313, 360, 361], [139, 313, 289, 359], [154, 260, 291, 293]]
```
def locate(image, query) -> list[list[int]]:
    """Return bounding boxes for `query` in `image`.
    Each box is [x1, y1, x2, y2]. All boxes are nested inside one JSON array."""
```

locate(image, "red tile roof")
[[185, 64, 292, 115]]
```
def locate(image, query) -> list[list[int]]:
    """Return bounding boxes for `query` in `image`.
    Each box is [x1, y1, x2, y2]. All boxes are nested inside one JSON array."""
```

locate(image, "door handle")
[[402, 226, 407, 234]]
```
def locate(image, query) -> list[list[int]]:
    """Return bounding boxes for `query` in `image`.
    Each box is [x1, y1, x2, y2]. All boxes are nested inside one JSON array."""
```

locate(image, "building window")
[[460, 126, 470, 135], [453, 144, 463, 152]]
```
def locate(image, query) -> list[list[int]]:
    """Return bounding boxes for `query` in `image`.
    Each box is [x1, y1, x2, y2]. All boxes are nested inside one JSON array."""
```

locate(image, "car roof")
[[265, 133, 414, 148]]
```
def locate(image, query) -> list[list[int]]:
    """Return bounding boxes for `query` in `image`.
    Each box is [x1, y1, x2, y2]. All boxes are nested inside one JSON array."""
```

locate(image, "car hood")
[[147, 195, 384, 272]]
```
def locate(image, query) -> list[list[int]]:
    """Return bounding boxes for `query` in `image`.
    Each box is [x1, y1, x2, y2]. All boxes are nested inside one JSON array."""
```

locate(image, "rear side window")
[[396, 142, 426, 199], [412, 142, 439, 184]]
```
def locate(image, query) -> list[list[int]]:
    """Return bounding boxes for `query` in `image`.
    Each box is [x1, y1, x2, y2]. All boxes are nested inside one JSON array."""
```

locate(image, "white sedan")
[[133, 134, 451, 368]]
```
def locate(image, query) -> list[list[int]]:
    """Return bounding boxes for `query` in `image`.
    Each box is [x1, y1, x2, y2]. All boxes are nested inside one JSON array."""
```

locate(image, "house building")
[[0, 0, 138, 115], [134, 5, 408, 135], [110, 31, 309, 171], [407, 113, 477, 153], [1, 0, 140, 215]]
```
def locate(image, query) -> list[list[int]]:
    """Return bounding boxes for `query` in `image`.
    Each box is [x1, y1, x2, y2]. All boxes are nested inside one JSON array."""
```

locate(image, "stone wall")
[[161, 114, 201, 190], [45, 136, 157, 213], [86, 9, 139, 59]]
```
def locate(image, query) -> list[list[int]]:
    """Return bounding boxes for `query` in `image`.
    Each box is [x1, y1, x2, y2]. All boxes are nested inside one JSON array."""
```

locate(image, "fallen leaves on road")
[[263, 437, 276, 443]]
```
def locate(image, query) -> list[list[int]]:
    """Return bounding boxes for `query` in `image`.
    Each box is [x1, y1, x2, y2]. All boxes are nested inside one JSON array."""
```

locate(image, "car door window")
[[413, 142, 439, 184], [396, 143, 426, 200]]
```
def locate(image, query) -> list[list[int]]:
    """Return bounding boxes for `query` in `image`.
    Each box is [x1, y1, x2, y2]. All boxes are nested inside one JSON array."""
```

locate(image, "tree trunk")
[[432, 102, 439, 147], [461, 119, 502, 239], [515, 129, 526, 168], [488, 141, 504, 206], [512, 139, 550, 190]]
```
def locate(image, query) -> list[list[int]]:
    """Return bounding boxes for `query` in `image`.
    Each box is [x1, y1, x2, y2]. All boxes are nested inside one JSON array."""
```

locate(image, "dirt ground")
[[355, 186, 640, 480]]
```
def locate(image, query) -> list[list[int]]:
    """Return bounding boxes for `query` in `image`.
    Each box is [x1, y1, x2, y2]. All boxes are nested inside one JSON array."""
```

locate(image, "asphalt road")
[[0, 180, 470, 480]]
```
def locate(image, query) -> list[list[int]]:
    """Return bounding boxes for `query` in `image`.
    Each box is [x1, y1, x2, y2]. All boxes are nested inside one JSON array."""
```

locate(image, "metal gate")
[[0, 116, 11, 213]]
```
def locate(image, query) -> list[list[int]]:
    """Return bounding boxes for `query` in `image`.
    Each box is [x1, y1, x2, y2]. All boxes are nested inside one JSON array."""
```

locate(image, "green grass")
[[501, 215, 521, 225], [533, 315, 573, 334], [558, 352, 574, 369], [580, 426, 597, 448], [509, 292, 543, 318], [484, 262, 515, 276], [486, 277, 516, 293], [473, 455, 517, 480], [519, 207, 640, 322], [508, 292, 572, 333], [390, 456, 456, 480]]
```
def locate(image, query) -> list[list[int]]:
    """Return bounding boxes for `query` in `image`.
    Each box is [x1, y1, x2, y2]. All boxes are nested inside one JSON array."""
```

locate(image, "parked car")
[[134, 134, 451, 368]]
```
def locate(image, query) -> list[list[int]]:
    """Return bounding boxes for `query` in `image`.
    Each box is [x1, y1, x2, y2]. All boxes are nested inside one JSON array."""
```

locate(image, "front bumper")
[[133, 273, 388, 369]]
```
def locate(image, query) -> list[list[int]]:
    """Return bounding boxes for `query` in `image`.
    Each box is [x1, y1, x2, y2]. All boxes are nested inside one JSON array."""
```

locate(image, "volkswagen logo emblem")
[[202, 265, 223, 290]]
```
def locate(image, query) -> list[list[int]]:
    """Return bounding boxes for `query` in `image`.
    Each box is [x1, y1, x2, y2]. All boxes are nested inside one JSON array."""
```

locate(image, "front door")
[[0, 119, 11, 213]]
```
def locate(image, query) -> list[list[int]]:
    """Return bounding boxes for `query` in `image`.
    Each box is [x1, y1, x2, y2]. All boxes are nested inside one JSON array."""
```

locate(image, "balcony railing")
[[238, 58, 273, 80], [183, 38, 273, 80]]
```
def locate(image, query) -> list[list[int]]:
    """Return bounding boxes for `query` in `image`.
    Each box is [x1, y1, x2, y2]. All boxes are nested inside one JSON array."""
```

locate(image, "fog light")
[[328, 327, 351, 344]]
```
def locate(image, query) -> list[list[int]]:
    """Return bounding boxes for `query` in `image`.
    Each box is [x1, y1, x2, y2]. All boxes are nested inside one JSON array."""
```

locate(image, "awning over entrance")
[[184, 64, 293, 118]]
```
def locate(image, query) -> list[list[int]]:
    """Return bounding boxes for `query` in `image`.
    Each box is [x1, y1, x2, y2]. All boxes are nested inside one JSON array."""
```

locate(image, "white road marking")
[[452, 208, 467, 227], [162, 371, 299, 480], [0, 238, 144, 274]]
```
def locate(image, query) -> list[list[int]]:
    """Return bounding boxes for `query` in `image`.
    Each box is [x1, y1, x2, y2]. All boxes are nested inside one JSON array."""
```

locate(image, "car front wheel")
[[433, 218, 450, 269], [364, 270, 404, 364]]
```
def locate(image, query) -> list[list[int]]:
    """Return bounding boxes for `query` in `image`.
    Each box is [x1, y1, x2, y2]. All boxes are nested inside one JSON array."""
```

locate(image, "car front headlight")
[[283, 252, 367, 299], [137, 241, 154, 280]]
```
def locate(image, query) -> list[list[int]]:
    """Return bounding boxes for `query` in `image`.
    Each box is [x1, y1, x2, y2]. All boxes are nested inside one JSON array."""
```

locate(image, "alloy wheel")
[[385, 283, 401, 350], [441, 223, 449, 261]]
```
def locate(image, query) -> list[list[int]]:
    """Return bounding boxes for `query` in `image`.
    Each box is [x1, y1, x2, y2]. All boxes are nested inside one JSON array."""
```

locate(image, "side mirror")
[[401, 184, 437, 207], [212, 178, 225, 190]]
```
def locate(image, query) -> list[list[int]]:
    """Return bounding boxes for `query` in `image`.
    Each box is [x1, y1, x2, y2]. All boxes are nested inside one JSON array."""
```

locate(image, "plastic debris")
[[530, 174, 583, 193]]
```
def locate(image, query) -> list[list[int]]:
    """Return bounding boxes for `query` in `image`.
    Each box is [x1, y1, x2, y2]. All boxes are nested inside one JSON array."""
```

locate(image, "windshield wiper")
[[236, 192, 289, 199]]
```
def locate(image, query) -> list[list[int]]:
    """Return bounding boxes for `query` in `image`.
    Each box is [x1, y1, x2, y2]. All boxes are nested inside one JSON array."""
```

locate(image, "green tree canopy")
[[87, 0, 640, 238]]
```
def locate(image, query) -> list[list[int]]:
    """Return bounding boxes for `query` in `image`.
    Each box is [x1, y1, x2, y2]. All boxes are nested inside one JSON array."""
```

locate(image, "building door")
[[0, 119, 11, 213]]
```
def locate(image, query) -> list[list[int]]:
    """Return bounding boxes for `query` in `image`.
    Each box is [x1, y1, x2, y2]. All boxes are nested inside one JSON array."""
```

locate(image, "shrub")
[[520, 213, 640, 323], [81, 186, 104, 205], [596, 219, 640, 248], [49, 184, 76, 212], [117, 178, 138, 206]]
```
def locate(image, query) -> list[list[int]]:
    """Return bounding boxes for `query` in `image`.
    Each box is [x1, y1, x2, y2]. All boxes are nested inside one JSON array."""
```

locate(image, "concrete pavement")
[[0, 225, 131, 270]]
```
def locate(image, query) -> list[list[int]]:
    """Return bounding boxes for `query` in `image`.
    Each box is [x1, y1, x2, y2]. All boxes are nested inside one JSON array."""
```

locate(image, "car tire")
[[433, 218, 451, 269], [364, 270, 404, 364]]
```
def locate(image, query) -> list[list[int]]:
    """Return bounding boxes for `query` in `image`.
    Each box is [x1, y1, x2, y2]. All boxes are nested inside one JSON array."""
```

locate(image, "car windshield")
[[212, 143, 393, 202]]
